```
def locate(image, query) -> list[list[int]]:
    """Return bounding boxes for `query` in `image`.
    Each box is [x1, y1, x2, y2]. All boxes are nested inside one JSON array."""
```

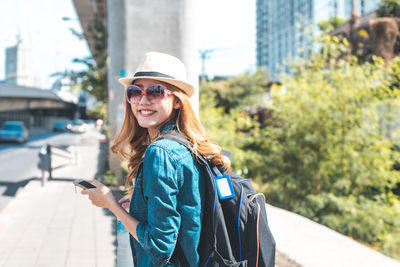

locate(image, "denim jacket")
[[129, 120, 205, 266]]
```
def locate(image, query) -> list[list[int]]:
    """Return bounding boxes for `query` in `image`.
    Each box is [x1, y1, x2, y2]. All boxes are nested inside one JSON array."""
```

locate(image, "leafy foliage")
[[61, 56, 107, 102], [200, 69, 269, 174], [98, 170, 118, 186], [376, 0, 400, 18], [88, 103, 108, 121], [318, 15, 346, 32], [201, 69, 269, 112], [54, 16, 108, 103], [200, 35, 400, 258]]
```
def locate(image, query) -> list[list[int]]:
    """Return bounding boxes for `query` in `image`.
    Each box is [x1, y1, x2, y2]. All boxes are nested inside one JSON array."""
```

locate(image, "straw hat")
[[118, 52, 195, 97]]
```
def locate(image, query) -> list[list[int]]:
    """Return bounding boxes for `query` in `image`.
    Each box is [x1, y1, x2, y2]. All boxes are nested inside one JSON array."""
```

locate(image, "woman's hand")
[[119, 193, 132, 210], [82, 181, 139, 240], [81, 180, 117, 209]]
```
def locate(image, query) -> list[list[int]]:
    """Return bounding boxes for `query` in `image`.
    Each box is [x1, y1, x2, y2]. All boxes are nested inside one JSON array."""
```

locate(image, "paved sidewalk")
[[0, 129, 116, 267]]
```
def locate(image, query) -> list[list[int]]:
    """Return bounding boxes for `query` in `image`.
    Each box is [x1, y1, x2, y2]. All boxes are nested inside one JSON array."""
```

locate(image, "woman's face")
[[128, 78, 181, 138]]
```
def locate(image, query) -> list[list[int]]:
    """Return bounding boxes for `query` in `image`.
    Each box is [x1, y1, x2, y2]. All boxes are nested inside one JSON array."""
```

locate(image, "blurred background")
[[0, 0, 399, 266]]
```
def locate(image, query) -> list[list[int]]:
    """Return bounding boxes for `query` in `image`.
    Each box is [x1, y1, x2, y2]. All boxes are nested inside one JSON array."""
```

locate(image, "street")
[[0, 125, 100, 211], [0, 124, 116, 267]]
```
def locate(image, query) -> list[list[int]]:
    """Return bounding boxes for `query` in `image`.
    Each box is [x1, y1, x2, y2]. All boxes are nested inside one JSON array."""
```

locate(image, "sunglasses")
[[126, 84, 172, 103]]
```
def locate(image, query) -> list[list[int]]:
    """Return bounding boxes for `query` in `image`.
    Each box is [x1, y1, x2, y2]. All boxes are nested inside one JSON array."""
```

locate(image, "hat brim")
[[118, 76, 195, 97]]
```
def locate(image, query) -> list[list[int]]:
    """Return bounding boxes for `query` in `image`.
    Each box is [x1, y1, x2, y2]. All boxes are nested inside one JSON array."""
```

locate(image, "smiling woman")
[[125, 80, 180, 138], [80, 51, 231, 266]]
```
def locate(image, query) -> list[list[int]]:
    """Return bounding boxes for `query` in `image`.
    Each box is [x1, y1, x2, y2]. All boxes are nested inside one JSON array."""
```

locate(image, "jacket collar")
[[158, 119, 177, 135]]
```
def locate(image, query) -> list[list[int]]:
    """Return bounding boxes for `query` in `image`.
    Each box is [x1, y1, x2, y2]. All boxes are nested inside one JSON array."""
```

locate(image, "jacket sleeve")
[[135, 144, 181, 266]]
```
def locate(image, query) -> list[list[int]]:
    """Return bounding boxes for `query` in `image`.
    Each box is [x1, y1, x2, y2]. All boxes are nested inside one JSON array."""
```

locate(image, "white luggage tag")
[[213, 166, 235, 200]]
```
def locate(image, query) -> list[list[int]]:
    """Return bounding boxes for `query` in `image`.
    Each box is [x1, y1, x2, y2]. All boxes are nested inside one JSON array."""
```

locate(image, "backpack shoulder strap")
[[160, 130, 190, 146], [160, 131, 201, 158], [161, 131, 232, 174]]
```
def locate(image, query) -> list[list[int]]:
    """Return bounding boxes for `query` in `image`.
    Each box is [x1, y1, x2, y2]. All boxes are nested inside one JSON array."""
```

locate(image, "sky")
[[197, 0, 256, 78], [0, 0, 255, 89]]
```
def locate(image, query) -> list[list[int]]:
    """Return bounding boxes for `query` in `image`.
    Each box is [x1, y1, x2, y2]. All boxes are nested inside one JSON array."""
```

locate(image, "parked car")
[[53, 120, 71, 132], [0, 121, 29, 143], [70, 119, 87, 133]]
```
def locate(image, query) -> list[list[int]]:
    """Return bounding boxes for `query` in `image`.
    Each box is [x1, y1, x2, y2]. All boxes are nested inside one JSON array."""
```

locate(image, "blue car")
[[0, 121, 29, 143], [53, 120, 70, 132]]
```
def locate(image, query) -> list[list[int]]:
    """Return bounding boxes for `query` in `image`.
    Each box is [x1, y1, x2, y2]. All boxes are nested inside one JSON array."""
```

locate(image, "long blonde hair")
[[111, 84, 231, 193]]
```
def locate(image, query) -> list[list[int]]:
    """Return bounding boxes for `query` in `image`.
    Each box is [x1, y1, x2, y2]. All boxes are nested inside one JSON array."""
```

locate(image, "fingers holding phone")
[[74, 179, 96, 190], [76, 179, 116, 209]]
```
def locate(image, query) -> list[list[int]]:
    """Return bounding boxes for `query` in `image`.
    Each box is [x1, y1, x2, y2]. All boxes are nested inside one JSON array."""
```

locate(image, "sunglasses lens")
[[147, 85, 165, 101], [126, 84, 168, 103], [126, 86, 142, 102]]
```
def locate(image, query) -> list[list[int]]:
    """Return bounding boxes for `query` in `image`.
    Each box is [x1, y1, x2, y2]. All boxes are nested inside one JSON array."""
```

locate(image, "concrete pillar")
[[108, 0, 199, 183], [124, 0, 199, 115], [180, 0, 200, 116], [107, 0, 125, 182]]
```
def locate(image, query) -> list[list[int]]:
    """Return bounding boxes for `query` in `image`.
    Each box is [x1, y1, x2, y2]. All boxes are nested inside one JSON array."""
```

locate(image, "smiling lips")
[[139, 109, 156, 117]]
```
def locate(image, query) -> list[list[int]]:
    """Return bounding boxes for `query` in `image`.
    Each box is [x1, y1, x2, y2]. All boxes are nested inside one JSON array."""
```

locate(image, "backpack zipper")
[[250, 193, 265, 267], [256, 201, 261, 267]]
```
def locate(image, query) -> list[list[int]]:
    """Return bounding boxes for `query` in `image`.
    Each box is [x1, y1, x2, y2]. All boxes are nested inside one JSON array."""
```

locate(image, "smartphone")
[[74, 179, 96, 189]]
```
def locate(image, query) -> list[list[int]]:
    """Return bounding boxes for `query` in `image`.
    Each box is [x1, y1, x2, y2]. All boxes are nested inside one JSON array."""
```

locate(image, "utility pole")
[[349, 0, 359, 55], [350, 0, 358, 35], [199, 49, 214, 84]]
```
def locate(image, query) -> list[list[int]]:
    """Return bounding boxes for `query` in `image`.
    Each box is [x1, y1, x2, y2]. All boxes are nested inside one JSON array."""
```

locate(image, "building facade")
[[256, 0, 380, 78], [0, 83, 76, 131], [5, 40, 44, 88]]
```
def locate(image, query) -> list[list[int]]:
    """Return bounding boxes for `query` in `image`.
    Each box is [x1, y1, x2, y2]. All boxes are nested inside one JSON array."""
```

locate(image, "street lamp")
[[199, 49, 214, 83], [62, 17, 77, 21]]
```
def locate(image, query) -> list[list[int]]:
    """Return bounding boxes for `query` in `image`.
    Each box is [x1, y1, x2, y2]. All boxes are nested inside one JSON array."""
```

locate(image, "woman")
[[81, 52, 230, 266]]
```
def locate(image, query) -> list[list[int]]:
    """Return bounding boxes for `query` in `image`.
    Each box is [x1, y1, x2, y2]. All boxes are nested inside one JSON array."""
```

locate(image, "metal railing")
[[37, 144, 77, 186]]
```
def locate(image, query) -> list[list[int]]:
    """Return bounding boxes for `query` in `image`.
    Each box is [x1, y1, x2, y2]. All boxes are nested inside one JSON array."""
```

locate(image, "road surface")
[[0, 125, 99, 211]]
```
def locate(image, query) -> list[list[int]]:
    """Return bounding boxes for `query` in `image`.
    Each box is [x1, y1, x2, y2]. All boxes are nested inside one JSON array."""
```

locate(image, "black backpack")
[[163, 132, 276, 267]]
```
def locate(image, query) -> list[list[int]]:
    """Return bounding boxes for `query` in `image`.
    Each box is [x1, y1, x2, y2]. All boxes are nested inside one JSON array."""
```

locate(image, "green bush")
[[262, 38, 400, 258], [200, 70, 266, 175], [200, 35, 400, 258], [376, 0, 400, 18], [98, 170, 118, 187], [88, 103, 108, 122]]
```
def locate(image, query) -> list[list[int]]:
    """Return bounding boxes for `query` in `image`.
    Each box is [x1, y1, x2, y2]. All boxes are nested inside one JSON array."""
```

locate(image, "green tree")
[[200, 71, 265, 174], [201, 35, 400, 258], [376, 0, 400, 17], [54, 16, 108, 103], [255, 36, 400, 258], [199, 93, 259, 174], [201, 68, 269, 113], [88, 103, 108, 121], [318, 15, 346, 32]]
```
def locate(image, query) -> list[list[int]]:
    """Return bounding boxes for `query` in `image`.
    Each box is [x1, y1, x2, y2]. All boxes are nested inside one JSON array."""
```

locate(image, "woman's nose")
[[138, 92, 151, 104]]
